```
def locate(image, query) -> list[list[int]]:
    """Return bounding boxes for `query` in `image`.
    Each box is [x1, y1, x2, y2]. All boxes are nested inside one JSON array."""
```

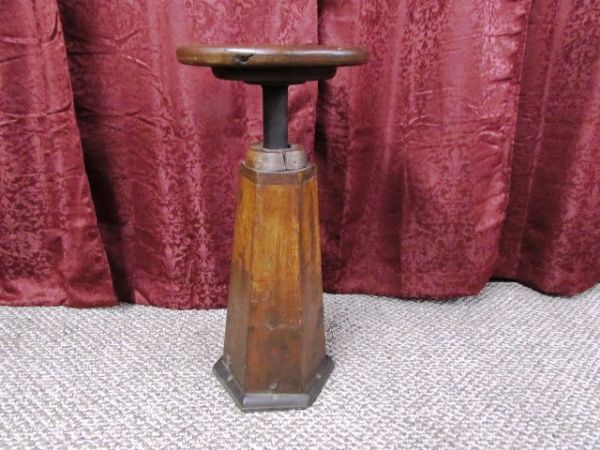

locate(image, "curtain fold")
[[495, 0, 600, 295], [1, 0, 598, 308], [316, 0, 532, 297], [0, 0, 115, 307]]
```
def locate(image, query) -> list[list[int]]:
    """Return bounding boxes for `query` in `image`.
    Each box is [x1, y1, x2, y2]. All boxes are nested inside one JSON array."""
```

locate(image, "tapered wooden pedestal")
[[213, 154, 332, 412]]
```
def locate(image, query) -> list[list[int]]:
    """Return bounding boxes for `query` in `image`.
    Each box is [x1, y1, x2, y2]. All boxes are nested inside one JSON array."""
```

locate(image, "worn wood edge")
[[245, 143, 308, 172], [222, 171, 256, 390], [213, 356, 334, 412], [176, 45, 368, 68], [298, 175, 326, 388], [239, 161, 315, 184], [211, 66, 338, 84]]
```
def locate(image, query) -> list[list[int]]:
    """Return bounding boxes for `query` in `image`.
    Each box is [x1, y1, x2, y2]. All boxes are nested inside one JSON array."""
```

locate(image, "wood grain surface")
[[222, 162, 326, 394], [176, 45, 367, 67]]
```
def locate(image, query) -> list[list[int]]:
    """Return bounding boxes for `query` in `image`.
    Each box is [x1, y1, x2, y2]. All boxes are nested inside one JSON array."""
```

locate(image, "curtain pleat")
[[316, 0, 532, 297], [0, 0, 115, 307], [496, 0, 600, 294]]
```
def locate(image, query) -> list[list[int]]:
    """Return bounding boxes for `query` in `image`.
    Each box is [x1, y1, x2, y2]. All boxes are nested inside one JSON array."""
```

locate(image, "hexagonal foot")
[[213, 356, 334, 412]]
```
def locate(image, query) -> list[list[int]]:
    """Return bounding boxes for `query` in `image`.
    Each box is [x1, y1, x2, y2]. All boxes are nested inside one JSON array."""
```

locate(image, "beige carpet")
[[1, 282, 599, 449]]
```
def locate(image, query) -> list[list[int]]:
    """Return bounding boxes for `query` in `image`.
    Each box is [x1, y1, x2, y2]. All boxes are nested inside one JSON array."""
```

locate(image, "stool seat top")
[[176, 45, 368, 68]]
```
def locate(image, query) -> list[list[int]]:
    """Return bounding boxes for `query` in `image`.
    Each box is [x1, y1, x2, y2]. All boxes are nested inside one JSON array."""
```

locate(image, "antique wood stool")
[[176, 45, 367, 411]]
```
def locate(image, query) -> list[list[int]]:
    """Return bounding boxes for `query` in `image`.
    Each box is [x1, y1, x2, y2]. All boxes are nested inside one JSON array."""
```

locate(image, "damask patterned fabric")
[[316, 0, 531, 297], [0, 1, 115, 306], [496, 0, 600, 295], [317, 0, 600, 298], [0, 0, 598, 308]]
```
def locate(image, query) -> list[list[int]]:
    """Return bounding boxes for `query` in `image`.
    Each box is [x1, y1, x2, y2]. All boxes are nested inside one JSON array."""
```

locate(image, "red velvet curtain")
[[1, 0, 598, 308]]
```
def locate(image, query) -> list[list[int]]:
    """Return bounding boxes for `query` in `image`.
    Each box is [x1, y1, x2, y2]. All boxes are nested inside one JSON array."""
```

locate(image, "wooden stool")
[[176, 45, 367, 411]]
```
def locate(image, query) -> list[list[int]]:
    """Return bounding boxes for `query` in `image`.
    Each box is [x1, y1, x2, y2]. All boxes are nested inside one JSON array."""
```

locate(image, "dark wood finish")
[[176, 45, 368, 84], [299, 167, 326, 386], [176, 43, 367, 411], [221, 160, 327, 403], [176, 45, 368, 67], [211, 66, 337, 84]]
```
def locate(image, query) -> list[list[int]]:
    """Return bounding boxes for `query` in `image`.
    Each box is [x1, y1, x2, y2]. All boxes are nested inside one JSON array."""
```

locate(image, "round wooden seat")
[[176, 44, 368, 149], [176, 45, 368, 84]]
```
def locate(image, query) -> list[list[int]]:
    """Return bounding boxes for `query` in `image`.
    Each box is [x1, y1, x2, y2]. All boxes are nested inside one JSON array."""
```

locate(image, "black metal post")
[[262, 84, 289, 149]]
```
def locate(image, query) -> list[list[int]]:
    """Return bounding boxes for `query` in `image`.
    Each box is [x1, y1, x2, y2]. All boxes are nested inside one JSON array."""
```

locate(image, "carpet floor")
[[1, 282, 599, 449]]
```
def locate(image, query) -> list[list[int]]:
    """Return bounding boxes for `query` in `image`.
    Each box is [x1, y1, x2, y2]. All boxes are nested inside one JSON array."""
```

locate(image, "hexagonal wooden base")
[[214, 356, 334, 412], [216, 158, 331, 412]]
